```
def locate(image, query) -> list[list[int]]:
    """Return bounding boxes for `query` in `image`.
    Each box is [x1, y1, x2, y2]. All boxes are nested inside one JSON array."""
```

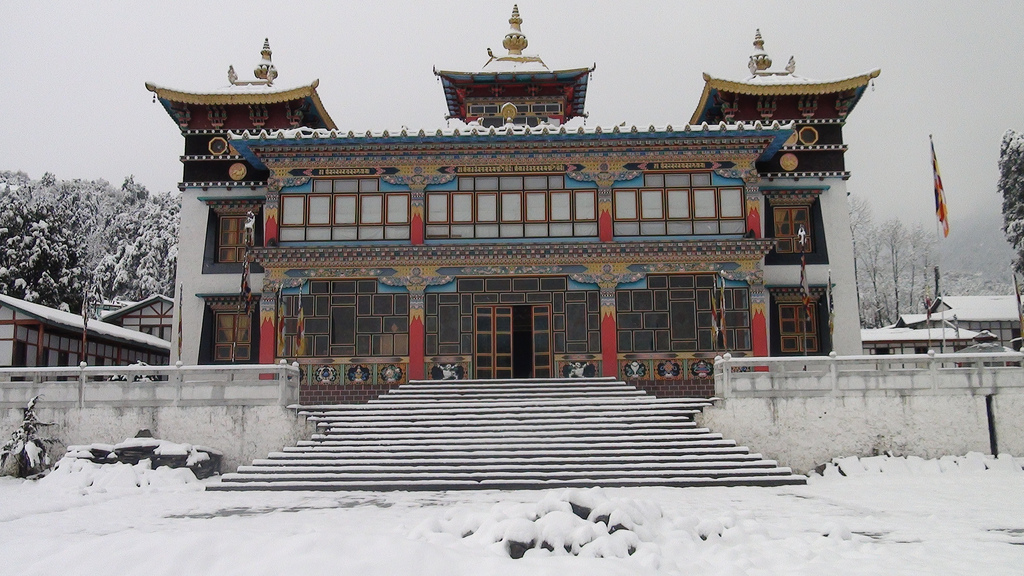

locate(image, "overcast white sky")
[[2, 1, 1022, 238]]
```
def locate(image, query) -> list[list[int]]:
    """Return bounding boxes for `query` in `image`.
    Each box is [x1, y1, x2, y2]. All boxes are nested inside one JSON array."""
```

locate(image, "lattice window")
[[217, 215, 248, 263], [612, 173, 745, 237], [426, 176, 597, 239], [280, 179, 410, 242], [615, 274, 751, 353], [214, 311, 251, 362], [778, 303, 818, 354], [772, 205, 812, 253]]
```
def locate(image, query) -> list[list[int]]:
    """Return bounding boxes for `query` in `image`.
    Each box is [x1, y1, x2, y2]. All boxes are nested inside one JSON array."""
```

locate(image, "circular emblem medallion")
[[228, 162, 248, 181], [779, 153, 799, 172]]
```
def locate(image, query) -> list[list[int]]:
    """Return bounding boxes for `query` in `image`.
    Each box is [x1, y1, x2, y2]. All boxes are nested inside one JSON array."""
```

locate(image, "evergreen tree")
[[999, 129, 1024, 274], [0, 171, 180, 311]]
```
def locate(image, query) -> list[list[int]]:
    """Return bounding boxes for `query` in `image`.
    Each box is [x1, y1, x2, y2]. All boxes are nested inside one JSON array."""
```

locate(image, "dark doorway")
[[512, 305, 534, 378]]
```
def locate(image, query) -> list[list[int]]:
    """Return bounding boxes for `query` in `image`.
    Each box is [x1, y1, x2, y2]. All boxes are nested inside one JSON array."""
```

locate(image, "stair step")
[[310, 430, 721, 442], [318, 417, 699, 430], [279, 445, 752, 457], [221, 466, 796, 482], [253, 452, 772, 465], [317, 424, 705, 435], [306, 405, 703, 418], [238, 460, 781, 473], [207, 475, 807, 491]]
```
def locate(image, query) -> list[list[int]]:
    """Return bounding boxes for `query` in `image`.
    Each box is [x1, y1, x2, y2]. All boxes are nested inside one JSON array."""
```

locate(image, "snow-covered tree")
[[999, 129, 1024, 274], [0, 171, 180, 312], [850, 195, 938, 327]]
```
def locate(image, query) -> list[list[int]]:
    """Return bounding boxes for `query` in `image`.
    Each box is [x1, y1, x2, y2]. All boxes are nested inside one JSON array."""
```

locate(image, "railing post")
[[174, 360, 183, 404], [78, 361, 87, 409], [715, 354, 729, 397], [928, 350, 938, 391], [828, 351, 838, 393]]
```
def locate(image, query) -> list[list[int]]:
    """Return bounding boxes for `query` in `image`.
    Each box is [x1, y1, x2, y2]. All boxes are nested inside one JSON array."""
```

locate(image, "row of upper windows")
[[216, 175, 818, 258], [277, 175, 749, 241]]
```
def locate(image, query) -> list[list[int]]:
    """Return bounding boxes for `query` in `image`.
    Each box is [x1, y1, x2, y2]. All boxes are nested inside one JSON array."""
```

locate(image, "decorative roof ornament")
[[748, 30, 772, 75], [747, 30, 795, 77], [503, 5, 528, 55], [229, 38, 279, 86], [483, 5, 548, 70], [253, 38, 278, 84]]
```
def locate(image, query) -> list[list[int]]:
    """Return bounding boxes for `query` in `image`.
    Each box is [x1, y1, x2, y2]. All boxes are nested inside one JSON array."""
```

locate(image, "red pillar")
[[411, 211, 424, 245], [600, 286, 618, 377], [259, 293, 276, 364], [409, 316, 425, 380], [746, 199, 761, 238], [409, 288, 426, 380]]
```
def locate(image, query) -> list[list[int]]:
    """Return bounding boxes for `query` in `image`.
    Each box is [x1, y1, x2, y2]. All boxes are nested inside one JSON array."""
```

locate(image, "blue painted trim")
[[425, 179, 459, 191]]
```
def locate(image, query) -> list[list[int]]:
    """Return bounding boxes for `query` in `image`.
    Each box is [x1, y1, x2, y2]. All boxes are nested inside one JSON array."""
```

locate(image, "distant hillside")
[[939, 208, 1015, 295]]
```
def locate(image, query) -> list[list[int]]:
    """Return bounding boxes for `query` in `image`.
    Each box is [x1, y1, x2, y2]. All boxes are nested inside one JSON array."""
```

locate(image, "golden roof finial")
[[253, 38, 278, 85], [748, 29, 773, 75], [503, 5, 528, 55]]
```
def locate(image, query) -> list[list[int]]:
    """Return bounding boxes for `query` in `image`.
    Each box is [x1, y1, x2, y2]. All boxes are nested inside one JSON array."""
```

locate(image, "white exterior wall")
[[709, 353, 1024, 472], [700, 394, 996, 473], [761, 177, 861, 355], [173, 186, 265, 364], [0, 364, 302, 471], [1, 405, 312, 473]]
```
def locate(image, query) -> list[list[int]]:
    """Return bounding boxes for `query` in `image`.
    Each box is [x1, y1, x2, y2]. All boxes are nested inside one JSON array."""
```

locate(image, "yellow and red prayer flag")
[[931, 135, 950, 237]]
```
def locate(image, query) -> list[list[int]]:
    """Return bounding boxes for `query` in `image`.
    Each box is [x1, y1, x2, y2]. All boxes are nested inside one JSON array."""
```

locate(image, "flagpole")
[[1014, 272, 1024, 351], [81, 289, 89, 366]]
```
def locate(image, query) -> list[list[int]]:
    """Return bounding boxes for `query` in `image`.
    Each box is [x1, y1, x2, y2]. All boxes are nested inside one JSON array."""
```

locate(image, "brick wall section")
[[631, 378, 715, 398], [299, 381, 403, 405]]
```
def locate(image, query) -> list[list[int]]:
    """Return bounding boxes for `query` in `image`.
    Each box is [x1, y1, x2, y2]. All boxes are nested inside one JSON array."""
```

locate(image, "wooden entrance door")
[[474, 305, 551, 379]]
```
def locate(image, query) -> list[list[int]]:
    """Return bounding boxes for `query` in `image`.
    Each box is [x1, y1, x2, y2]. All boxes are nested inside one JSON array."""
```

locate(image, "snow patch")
[[812, 452, 1022, 479]]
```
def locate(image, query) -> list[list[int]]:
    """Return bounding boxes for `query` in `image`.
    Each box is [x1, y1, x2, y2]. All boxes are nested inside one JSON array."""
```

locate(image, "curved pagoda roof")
[[145, 39, 336, 131], [434, 5, 594, 122], [691, 30, 880, 124]]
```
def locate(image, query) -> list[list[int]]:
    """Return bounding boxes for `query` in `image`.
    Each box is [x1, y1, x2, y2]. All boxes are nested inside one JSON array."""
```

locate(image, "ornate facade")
[[149, 11, 878, 402]]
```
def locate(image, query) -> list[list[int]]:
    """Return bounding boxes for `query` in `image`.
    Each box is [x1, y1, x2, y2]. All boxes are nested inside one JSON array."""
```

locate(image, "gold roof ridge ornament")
[[484, 5, 548, 69], [229, 38, 279, 86], [747, 29, 795, 77]]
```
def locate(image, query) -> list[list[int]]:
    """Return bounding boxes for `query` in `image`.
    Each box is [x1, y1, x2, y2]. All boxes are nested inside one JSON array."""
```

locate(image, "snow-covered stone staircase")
[[211, 377, 806, 490]]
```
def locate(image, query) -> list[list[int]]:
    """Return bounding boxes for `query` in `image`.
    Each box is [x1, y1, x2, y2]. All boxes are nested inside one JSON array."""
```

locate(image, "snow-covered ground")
[[1, 455, 1023, 575]]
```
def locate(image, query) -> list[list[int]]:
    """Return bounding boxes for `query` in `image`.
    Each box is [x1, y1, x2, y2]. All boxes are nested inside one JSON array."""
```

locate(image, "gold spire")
[[748, 29, 772, 75], [253, 38, 278, 85], [502, 5, 528, 55], [484, 5, 547, 69]]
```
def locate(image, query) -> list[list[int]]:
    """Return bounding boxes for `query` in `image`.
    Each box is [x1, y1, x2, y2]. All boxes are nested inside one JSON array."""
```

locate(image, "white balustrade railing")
[[713, 351, 1024, 398], [0, 362, 301, 409]]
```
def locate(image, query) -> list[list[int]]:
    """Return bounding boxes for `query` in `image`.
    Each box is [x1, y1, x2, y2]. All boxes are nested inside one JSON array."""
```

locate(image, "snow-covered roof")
[[861, 326, 980, 343], [145, 40, 336, 130], [701, 69, 882, 94], [480, 55, 549, 73], [144, 79, 330, 106], [931, 295, 1020, 322], [101, 294, 173, 322], [0, 294, 170, 351], [690, 30, 880, 124], [227, 119, 794, 141]]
